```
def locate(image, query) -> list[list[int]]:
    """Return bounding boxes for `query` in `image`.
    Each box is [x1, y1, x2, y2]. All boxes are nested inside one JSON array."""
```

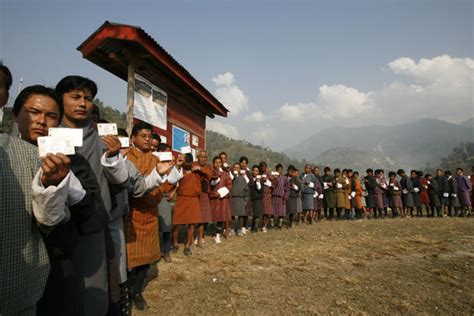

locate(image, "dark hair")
[[353, 171, 359, 176], [219, 151, 227, 157], [184, 153, 193, 163], [131, 122, 152, 136], [117, 128, 128, 137], [388, 171, 396, 178], [251, 164, 259, 170], [416, 170, 423, 177], [55, 75, 98, 99], [324, 167, 331, 172], [157, 143, 171, 152], [259, 161, 267, 168], [456, 168, 464, 172], [0, 63, 13, 91], [152, 133, 161, 142], [445, 170, 452, 176], [397, 169, 405, 175], [13, 85, 63, 118], [98, 119, 109, 123], [287, 165, 297, 172], [410, 170, 417, 175], [425, 173, 432, 179], [334, 168, 341, 174], [366, 168, 373, 174], [213, 156, 221, 163], [275, 163, 283, 170], [347, 169, 353, 173], [239, 156, 249, 163]]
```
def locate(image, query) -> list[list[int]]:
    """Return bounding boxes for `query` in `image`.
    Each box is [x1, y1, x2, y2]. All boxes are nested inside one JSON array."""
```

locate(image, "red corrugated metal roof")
[[77, 21, 228, 117]]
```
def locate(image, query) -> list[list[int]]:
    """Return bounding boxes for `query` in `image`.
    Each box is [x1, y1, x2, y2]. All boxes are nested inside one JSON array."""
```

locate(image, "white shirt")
[[31, 169, 72, 226]]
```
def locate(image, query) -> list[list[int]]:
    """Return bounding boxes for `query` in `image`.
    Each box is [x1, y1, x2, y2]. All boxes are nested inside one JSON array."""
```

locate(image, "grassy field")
[[138, 218, 474, 315]]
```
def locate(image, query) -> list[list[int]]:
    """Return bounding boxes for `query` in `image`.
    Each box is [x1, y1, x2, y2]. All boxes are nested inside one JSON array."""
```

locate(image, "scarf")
[[60, 122, 112, 215]]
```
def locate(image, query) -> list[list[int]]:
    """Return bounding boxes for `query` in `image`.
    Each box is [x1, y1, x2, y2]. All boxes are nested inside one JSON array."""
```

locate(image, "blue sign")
[[172, 125, 190, 152]]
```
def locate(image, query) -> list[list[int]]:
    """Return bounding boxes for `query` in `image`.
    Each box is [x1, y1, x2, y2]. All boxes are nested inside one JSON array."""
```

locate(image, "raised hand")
[[102, 135, 121, 157], [40, 153, 71, 187], [156, 159, 174, 176]]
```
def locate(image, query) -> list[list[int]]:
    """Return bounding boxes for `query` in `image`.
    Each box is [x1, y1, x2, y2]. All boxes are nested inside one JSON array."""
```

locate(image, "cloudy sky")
[[1, 0, 472, 150]]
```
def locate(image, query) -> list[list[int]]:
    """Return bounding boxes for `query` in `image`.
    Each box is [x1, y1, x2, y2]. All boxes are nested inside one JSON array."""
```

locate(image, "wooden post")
[[125, 63, 135, 136]]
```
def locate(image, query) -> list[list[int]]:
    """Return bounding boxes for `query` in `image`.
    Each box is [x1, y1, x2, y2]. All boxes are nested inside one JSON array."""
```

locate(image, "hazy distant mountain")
[[438, 142, 474, 173], [316, 146, 399, 172], [285, 118, 473, 170], [459, 117, 474, 128], [206, 130, 304, 170]]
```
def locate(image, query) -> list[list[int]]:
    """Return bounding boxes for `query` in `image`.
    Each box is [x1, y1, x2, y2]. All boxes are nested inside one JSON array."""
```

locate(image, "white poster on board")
[[192, 134, 199, 147], [133, 73, 167, 130]]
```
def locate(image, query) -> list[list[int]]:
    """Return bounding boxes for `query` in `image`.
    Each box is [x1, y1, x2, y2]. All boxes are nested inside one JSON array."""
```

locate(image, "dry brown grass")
[[137, 218, 474, 315]]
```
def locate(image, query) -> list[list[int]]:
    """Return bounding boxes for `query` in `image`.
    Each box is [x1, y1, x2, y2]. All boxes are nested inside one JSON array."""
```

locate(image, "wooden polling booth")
[[77, 21, 228, 155]]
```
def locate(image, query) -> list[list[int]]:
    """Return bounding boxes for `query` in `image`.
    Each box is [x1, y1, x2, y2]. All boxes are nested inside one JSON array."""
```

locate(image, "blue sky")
[[1, 0, 472, 149]]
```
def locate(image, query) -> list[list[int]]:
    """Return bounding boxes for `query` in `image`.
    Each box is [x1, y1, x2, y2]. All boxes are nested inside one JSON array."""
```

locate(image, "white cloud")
[[388, 55, 473, 84], [208, 55, 473, 150], [278, 55, 473, 126], [207, 120, 239, 139], [212, 72, 235, 86], [245, 111, 267, 122], [251, 125, 279, 145], [212, 72, 249, 115], [278, 84, 372, 121], [377, 55, 474, 123], [279, 102, 316, 121]]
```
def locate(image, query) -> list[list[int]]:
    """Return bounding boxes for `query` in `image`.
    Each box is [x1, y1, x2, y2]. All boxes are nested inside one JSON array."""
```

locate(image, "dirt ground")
[[137, 218, 474, 315]]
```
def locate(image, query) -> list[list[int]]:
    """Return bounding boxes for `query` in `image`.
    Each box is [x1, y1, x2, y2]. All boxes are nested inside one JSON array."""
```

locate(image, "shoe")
[[183, 248, 192, 256], [237, 229, 244, 237], [170, 245, 179, 253], [163, 252, 172, 263], [133, 293, 149, 311], [194, 238, 198, 245], [242, 227, 248, 235], [214, 234, 222, 244], [262, 227, 268, 233]]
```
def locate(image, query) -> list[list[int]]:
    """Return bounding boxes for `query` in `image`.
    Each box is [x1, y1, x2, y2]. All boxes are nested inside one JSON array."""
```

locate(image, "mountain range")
[[3, 100, 471, 173], [284, 118, 474, 171]]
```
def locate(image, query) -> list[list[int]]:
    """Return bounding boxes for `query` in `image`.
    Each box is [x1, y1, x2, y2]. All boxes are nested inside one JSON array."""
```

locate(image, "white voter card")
[[97, 123, 118, 136], [48, 128, 83, 147], [37, 136, 75, 157], [181, 146, 192, 154], [153, 151, 173, 161], [118, 137, 130, 148]]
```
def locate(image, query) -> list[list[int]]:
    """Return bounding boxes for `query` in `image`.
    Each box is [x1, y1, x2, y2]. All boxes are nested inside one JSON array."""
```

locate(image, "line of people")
[[0, 65, 183, 315], [1, 61, 473, 316]]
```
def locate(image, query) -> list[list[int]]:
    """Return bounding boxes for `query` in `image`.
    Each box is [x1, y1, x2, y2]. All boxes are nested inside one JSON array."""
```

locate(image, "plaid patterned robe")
[[0, 134, 49, 315]]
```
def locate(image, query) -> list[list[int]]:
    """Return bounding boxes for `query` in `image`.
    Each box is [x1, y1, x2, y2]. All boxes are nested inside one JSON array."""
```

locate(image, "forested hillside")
[[205, 130, 304, 170]]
